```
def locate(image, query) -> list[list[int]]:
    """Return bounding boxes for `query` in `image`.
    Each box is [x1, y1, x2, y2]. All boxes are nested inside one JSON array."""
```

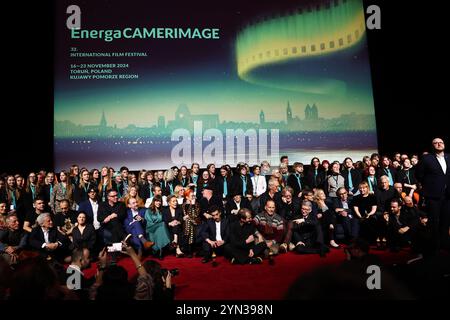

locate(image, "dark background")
[[1, 0, 447, 175]]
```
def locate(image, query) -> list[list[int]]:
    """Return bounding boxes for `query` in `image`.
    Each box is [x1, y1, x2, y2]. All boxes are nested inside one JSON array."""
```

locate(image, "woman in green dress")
[[145, 195, 170, 259]]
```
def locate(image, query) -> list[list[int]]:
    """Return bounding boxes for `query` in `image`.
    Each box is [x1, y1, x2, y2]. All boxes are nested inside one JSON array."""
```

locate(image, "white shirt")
[[342, 200, 349, 210], [436, 154, 447, 174], [215, 221, 222, 241], [251, 175, 267, 197], [89, 199, 100, 230], [131, 209, 139, 218], [41, 228, 50, 248], [43, 228, 49, 243]]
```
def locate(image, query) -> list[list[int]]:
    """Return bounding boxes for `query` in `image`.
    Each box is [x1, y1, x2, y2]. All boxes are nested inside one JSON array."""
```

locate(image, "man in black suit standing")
[[416, 137, 450, 252], [200, 205, 229, 263]]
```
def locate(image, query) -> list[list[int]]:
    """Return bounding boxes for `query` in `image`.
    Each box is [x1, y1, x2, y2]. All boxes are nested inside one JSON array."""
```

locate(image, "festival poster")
[[54, 0, 377, 171]]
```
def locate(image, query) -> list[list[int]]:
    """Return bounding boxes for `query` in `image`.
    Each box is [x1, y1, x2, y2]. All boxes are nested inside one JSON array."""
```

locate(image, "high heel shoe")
[[329, 240, 340, 248], [175, 248, 184, 258], [158, 249, 164, 260]]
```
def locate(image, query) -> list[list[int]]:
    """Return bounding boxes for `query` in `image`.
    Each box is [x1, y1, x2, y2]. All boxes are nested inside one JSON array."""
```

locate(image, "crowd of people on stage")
[[0, 137, 449, 299]]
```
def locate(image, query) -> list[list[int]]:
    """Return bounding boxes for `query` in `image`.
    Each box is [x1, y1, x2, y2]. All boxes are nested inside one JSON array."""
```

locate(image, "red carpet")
[[83, 247, 413, 300]]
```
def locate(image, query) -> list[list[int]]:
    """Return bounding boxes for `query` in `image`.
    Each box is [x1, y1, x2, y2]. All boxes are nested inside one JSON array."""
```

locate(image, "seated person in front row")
[[54, 199, 78, 237], [98, 189, 130, 244], [223, 208, 267, 264], [29, 212, 71, 261], [162, 195, 184, 257], [332, 187, 359, 241], [201, 205, 229, 263], [386, 198, 419, 252], [124, 198, 154, 253], [254, 199, 284, 256], [280, 201, 328, 257], [145, 195, 171, 259], [0, 213, 27, 265]]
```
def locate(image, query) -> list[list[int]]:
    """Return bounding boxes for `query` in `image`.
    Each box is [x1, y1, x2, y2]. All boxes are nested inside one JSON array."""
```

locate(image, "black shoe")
[[202, 257, 211, 263], [249, 257, 262, 264]]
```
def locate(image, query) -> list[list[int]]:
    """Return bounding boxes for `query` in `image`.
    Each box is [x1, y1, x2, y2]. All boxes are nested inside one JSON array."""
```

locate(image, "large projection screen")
[[54, 0, 378, 171]]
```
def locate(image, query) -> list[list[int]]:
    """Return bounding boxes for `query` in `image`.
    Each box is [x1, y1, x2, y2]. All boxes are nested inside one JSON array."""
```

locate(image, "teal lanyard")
[[241, 176, 247, 195], [10, 190, 16, 209], [295, 174, 302, 189], [31, 185, 36, 200]]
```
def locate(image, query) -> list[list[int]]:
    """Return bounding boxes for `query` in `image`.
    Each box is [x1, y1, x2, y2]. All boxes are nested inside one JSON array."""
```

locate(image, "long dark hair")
[[149, 195, 163, 213]]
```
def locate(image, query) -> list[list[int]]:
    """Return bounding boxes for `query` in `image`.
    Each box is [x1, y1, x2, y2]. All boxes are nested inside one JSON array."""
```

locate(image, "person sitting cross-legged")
[[223, 208, 267, 264], [254, 199, 284, 256], [282, 201, 328, 257]]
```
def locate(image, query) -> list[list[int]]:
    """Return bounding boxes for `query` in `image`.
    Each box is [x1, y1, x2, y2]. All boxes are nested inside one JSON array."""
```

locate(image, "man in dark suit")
[[415, 137, 450, 252], [78, 187, 100, 228], [199, 185, 224, 220], [223, 208, 267, 264], [224, 193, 252, 221], [200, 205, 229, 263], [332, 187, 359, 240], [123, 197, 153, 251], [29, 212, 69, 260], [278, 187, 301, 221], [54, 199, 78, 236], [287, 201, 327, 257], [97, 189, 128, 243]]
